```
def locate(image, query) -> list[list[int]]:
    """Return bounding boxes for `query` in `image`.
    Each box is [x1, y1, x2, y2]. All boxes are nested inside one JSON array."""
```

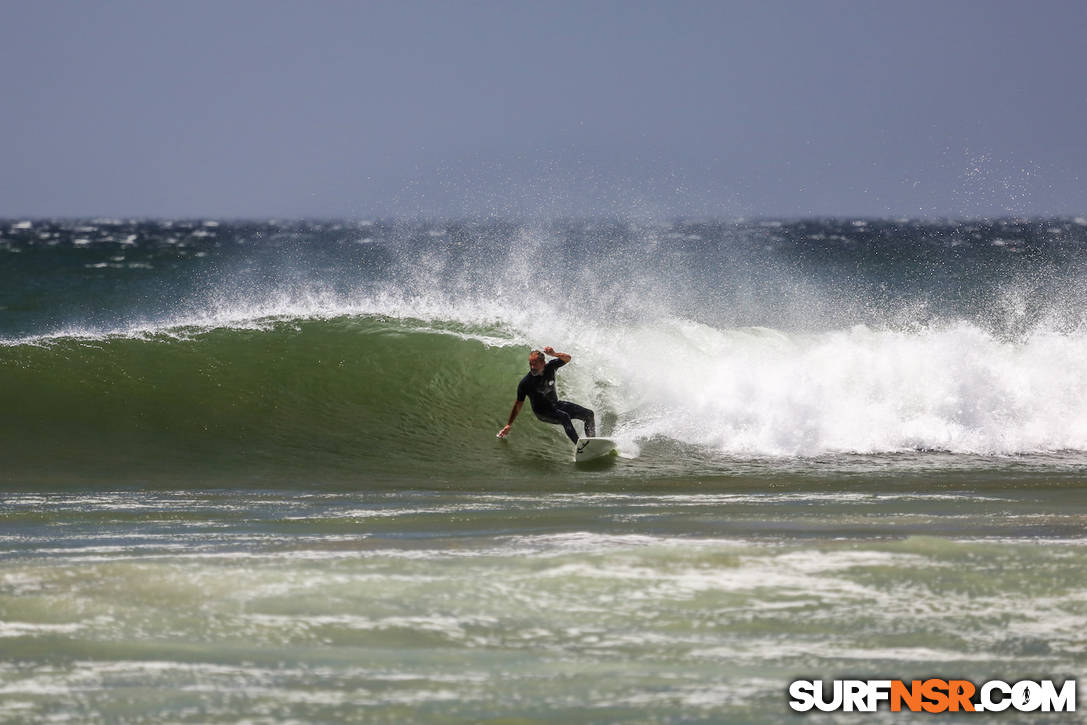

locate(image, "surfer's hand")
[[543, 346, 555, 355], [497, 425, 511, 438]]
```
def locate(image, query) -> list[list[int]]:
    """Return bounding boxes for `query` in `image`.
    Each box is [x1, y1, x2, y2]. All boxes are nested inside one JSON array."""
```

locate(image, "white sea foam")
[[0, 621, 85, 638], [563, 318, 1087, 456]]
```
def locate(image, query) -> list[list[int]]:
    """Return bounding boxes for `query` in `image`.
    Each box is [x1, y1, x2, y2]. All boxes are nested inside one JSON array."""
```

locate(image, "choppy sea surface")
[[2, 218, 1086, 723]]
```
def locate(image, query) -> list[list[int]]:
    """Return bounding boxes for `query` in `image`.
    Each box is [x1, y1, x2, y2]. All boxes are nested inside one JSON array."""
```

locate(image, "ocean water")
[[1, 218, 1086, 723]]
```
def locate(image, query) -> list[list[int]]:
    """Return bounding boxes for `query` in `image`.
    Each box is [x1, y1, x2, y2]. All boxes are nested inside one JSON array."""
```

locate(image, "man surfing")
[[497, 346, 595, 443]]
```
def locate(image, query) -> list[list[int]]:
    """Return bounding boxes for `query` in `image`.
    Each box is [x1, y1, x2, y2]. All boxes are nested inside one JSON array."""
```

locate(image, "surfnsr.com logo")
[[788, 679, 1076, 713]]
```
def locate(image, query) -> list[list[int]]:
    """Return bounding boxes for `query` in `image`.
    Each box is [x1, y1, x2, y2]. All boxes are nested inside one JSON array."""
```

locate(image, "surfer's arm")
[[543, 346, 571, 363], [497, 400, 523, 438]]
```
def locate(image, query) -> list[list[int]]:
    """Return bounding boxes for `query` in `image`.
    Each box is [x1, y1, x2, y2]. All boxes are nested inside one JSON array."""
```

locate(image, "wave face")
[[1, 318, 552, 484], [4, 218, 1087, 485]]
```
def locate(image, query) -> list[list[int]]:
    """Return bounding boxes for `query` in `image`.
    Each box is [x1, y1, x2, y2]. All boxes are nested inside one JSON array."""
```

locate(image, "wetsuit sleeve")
[[547, 358, 566, 371], [516, 378, 527, 402]]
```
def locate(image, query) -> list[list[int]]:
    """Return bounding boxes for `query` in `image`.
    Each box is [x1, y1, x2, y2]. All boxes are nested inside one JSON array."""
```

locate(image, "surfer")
[[497, 347, 595, 443]]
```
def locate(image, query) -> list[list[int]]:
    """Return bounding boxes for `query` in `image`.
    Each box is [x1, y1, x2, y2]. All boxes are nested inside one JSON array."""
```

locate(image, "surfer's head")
[[528, 350, 546, 375]]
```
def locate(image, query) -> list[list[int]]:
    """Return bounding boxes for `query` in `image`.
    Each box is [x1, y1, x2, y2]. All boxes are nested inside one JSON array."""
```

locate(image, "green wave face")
[[0, 317, 583, 487]]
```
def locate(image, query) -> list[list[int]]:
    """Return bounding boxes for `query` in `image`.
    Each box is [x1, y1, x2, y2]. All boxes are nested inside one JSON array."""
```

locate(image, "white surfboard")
[[574, 437, 617, 463]]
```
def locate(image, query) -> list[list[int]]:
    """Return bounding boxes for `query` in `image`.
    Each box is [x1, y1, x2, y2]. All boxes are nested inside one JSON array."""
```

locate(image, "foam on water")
[[2, 484, 1085, 723], [573, 319, 1087, 456]]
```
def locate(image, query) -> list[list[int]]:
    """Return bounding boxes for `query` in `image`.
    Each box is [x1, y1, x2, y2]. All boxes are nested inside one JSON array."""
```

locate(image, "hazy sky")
[[2, 0, 1085, 218]]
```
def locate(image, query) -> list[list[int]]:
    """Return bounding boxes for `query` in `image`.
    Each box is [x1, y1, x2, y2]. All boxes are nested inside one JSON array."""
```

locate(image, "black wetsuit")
[[516, 358, 596, 443]]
